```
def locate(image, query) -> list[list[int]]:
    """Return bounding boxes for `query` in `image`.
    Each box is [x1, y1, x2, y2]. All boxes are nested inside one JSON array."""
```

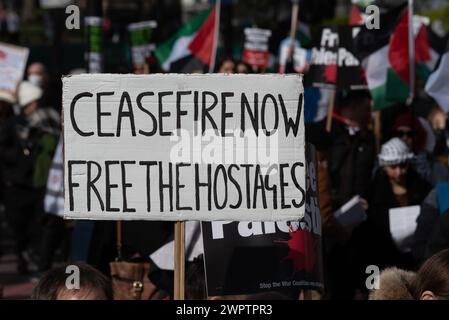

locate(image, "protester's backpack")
[[109, 221, 165, 300]]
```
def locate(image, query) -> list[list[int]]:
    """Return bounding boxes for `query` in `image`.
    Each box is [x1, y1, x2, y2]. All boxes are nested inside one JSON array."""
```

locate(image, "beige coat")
[[369, 267, 416, 300]]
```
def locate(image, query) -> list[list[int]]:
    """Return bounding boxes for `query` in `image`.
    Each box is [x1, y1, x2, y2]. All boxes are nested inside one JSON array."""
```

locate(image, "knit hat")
[[0, 90, 15, 105], [17, 81, 42, 107], [378, 138, 414, 167]]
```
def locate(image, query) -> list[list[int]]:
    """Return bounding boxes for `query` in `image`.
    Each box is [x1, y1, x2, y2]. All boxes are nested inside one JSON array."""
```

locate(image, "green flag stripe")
[[155, 8, 212, 65], [371, 84, 395, 110], [385, 67, 410, 105]]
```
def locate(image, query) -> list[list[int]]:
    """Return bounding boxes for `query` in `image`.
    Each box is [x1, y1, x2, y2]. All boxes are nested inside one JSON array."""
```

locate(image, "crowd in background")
[[1, 42, 449, 300]]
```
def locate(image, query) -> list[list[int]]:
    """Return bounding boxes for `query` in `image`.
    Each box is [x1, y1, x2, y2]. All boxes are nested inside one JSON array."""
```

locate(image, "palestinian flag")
[[426, 39, 449, 112], [155, 7, 217, 73], [349, 0, 376, 25], [349, 4, 363, 25], [355, 4, 438, 110]]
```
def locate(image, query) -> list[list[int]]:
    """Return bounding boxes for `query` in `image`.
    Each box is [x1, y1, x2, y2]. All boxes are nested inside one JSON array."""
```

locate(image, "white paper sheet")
[[389, 205, 421, 253]]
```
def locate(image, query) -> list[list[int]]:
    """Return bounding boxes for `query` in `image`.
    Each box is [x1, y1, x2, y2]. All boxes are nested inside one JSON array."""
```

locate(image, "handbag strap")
[[116, 221, 123, 261]]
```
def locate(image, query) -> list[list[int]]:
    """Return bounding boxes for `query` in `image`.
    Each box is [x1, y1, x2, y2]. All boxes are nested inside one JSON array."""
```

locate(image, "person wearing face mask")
[[27, 62, 61, 111], [27, 63, 48, 88], [351, 138, 431, 297]]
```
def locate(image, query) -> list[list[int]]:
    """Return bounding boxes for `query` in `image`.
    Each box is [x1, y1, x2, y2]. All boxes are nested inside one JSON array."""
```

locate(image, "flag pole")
[[290, 0, 300, 44], [407, 0, 415, 106], [326, 88, 336, 132], [209, 0, 221, 73], [174, 221, 185, 300]]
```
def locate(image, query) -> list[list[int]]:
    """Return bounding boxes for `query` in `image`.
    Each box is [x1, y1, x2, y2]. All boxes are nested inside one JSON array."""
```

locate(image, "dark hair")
[[216, 56, 235, 72], [413, 248, 449, 299], [336, 90, 372, 111], [31, 263, 113, 300], [235, 61, 252, 74]]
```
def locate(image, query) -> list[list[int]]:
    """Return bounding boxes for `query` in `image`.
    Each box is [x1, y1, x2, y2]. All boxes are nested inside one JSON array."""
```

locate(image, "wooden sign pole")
[[326, 88, 336, 132], [174, 221, 185, 300], [290, 1, 299, 42], [374, 111, 382, 153]]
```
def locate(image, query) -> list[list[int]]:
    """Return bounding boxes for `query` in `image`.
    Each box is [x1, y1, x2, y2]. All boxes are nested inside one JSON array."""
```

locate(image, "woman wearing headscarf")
[[351, 138, 431, 296]]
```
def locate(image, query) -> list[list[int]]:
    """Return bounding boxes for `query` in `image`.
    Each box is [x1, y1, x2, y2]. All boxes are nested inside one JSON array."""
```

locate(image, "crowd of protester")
[[1, 53, 449, 301], [306, 88, 449, 299]]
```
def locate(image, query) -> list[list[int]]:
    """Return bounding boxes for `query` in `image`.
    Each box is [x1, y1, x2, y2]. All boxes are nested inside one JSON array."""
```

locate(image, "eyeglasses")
[[394, 130, 416, 138]]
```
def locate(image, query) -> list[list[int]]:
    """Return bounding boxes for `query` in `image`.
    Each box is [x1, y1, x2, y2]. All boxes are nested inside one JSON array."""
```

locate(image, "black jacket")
[[411, 188, 440, 263], [0, 115, 38, 188], [353, 168, 431, 272], [426, 212, 449, 257], [306, 118, 376, 208]]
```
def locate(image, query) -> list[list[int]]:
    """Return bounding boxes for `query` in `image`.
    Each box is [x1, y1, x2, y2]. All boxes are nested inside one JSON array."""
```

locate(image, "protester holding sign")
[[352, 138, 431, 296], [305, 90, 374, 299], [306, 90, 374, 208], [61, 73, 306, 302]]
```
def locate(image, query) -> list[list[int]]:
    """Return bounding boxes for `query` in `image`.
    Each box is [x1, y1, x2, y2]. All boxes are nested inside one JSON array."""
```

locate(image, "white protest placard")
[[278, 37, 308, 74], [389, 205, 421, 253], [63, 74, 305, 221], [243, 28, 272, 69], [0, 42, 29, 93]]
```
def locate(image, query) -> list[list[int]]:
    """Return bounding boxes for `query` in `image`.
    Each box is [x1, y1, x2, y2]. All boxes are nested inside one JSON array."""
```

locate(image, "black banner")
[[305, 26, 367, 90], [306, 26, 338, 88], [337, 26, 367, 90]]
